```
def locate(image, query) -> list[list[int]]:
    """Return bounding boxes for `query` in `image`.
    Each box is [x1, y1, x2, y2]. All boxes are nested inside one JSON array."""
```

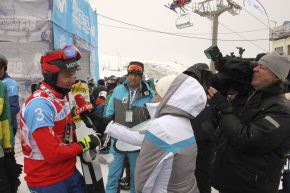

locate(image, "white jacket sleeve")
[[105, 122, 144, 146]]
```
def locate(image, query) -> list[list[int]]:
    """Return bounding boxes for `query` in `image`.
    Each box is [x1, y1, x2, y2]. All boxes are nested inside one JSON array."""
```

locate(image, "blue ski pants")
[[28, 170, 85, 193], [106, 139, 139, 193]]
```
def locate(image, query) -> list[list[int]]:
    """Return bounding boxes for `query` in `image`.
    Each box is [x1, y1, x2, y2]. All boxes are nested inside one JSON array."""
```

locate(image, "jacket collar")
[[255, 83, 284, 99], [245, 83, 284, 110], [124, 80, 153, 98], [146, 102, 159, 118], [40, 81, 64, 99], [0, 73, 9, 81]]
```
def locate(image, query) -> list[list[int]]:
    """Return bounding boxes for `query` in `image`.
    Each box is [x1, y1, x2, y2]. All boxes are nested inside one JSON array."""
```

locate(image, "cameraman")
[[208, 52, 290, 193]]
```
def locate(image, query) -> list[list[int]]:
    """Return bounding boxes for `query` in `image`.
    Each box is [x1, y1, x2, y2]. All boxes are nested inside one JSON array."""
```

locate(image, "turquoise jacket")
[[105, 80, 155, 128]]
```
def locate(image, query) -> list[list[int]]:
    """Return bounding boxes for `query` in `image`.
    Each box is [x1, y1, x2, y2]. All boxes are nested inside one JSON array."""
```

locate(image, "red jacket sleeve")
[[32, 127, 83, 164]]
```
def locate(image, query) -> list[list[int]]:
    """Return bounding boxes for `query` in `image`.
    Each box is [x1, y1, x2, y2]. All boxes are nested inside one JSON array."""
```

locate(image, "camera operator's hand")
[[78, 134, 100, 152], [208, 87, 233, 114]]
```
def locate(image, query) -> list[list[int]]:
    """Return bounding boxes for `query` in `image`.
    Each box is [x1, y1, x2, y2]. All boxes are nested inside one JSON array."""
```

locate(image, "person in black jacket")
[[184, 63, 218, 193], [208, 52, 290, 193]]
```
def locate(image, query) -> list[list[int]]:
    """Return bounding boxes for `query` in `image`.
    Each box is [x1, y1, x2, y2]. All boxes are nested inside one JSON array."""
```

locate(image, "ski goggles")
[[41, 45, 81, 64], [127, 64, 143, 75]]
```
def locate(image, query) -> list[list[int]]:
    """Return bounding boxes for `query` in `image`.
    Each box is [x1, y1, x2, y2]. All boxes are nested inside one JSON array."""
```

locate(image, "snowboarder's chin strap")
[[53, 85, 71, 97], [43, 73, 70, 97]]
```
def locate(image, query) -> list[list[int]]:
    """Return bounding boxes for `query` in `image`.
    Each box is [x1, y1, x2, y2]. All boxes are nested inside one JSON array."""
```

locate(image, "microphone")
[[74, 94, 94, 114], [74, 94, 96, 130], [74, 94, 113, 135]]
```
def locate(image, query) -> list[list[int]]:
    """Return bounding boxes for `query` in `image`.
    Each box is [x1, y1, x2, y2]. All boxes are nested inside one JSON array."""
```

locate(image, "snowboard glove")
[[78, 134, 100, 152]]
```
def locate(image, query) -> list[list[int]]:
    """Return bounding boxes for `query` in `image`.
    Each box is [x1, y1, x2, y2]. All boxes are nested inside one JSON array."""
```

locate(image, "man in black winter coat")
[[208, 52, 290, 193]]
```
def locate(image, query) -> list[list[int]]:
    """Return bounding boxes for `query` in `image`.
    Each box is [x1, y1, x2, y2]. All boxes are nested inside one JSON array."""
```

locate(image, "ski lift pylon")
[[175, 13, 193, 29]]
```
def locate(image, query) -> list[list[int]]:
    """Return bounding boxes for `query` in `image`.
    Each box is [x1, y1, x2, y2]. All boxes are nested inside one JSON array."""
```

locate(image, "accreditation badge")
[[122, 97, 128, 103], [125, 110, 133, 122]]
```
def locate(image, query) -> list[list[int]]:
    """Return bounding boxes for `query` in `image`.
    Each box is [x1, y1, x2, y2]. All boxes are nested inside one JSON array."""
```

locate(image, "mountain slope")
[[99, 54, 191, 80]]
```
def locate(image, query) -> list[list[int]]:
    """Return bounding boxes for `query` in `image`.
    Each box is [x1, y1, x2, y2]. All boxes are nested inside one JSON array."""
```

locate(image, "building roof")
[[270, 22, 290, 40]]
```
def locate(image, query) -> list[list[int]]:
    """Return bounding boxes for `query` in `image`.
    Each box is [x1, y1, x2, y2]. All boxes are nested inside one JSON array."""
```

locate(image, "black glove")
[[79, 111, 112, 135], [208, 92, 233, 114], [78, 134, 100, 152], [79, 111, 96, 129]]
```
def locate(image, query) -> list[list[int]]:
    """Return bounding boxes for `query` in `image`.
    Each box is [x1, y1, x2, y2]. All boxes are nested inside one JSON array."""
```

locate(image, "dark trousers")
[[0, 157, 11, 193], [0, 152, 22, 193], [195, 141, 215, 193], [29, 170, 86, 193], [0, 156, 21, 193]]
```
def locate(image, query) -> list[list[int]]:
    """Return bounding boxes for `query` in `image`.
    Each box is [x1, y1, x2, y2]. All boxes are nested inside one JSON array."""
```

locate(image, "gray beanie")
[[258, 52, 290, 80]]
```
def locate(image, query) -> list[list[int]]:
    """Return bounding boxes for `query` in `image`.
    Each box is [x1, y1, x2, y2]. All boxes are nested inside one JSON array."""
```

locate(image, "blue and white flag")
[[243, 0, 266, 16]]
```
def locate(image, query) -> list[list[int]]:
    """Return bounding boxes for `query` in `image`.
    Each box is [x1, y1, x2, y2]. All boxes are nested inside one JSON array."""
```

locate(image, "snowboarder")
[[19, 45, 100, 193]]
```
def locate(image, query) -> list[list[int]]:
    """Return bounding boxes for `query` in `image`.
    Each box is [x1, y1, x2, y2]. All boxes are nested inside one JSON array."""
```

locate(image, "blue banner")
[[90, 45, 99, 81], [53, 24, 73, 49], [52, 0, 98, 47], [52, 0, 99, 80], [0, 0, 50, 42]]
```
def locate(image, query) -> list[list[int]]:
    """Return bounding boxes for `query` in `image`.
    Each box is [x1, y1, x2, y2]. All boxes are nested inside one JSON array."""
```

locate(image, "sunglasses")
[[127, 64, 143, 75], [41, 45, 81, 63]]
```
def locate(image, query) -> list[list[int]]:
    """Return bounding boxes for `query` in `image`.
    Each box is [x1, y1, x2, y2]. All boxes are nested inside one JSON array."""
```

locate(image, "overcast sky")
[[89, 0, 290, 66]]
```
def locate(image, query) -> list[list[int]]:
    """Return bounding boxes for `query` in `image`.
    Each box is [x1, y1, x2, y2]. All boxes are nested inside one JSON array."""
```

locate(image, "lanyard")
[[128, 89, 137, 110]]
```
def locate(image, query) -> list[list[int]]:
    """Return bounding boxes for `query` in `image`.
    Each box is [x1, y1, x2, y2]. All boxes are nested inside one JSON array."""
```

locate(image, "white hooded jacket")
[[106, 74, 207, 193]]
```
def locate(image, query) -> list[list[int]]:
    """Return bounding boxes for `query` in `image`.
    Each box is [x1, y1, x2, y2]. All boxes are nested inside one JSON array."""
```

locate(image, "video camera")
[[204, 45, 223, 61], [201, 45, 258, 95]]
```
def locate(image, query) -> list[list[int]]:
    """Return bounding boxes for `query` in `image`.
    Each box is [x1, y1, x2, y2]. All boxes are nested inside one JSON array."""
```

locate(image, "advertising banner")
[[52, 0, 99, 80], [53, 24, 74, 49], [52, 0, 98, 47], [90, 46, 99, 81], [0, 0, 51, 42], [0, 41, 50, 105], [0, 0, 52, 104], [0, 0, 99, 86], [0, 42, 49, 81]]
